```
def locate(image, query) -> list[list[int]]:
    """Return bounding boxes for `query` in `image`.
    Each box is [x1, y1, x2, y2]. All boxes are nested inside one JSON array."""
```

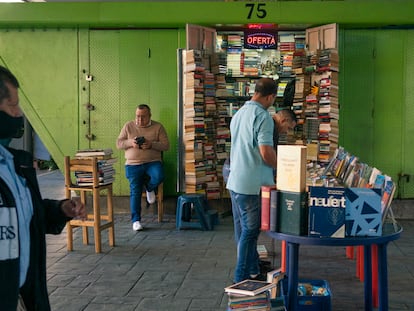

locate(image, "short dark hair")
[[254, 78, 278, 97], [278, 108, 297, 124], [137, 104, 151, 112], [0, 66, 19, 103]]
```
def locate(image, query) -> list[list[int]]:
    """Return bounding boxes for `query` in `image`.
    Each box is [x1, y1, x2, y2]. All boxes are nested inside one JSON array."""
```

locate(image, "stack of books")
[[226, 34, 243, 77], [182, 50, 208, 194], [225, 279, 277, 311], [74, 149, 117, 186], [314, 48, 340, 162], [75, 148, 113, 159]]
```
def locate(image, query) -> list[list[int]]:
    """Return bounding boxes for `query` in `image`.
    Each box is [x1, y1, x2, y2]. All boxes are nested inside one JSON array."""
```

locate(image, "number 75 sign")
[[245, 3, 267, 19]]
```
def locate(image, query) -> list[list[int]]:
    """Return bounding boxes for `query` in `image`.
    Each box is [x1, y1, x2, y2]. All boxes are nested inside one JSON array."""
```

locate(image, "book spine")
[[261, 185, 275, 231], [269, 189, 279, 232]]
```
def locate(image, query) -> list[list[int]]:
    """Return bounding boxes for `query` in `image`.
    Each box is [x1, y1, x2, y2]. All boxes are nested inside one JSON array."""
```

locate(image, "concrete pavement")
[[37, 169, 414, 310]]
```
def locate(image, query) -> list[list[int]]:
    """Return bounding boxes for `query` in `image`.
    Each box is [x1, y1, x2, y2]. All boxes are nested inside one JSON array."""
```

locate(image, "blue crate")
[[281, 279, 331, 311]]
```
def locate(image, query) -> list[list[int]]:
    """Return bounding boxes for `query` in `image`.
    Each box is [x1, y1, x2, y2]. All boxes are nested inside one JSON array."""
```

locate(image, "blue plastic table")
[[267, 223, 402, 311]]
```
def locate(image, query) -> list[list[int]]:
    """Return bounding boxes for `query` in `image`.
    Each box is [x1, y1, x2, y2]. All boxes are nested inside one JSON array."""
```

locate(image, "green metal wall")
[[341, 29, 414, 198], [0, 28, 184, 196], [85, 29, 183, 195], [0, 28, 79, 164]]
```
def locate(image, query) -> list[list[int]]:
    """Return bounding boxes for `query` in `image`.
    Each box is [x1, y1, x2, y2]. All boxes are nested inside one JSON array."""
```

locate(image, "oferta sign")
[[244, 30, 277, 49]]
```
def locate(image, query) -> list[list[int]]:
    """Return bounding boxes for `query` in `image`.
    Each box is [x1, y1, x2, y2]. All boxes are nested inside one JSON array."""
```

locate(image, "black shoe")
[[259, 260, 273, 274], [260, 260, 271, 266], [250, 273, 267, 282]]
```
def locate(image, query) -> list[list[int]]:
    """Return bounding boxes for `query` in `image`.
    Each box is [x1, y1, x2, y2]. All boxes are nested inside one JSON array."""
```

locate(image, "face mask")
[[0, 111, 24, 139]]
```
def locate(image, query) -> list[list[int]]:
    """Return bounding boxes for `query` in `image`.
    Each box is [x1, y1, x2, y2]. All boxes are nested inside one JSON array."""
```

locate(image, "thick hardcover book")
[[308, 186, 346, 238], [276, 145, 307, 192], [277, 190, 308, 235], [345, 187, 382, 236], [261, 185, 276, 231], [269, 189, 279, 232], [224, 279, 276, 296]]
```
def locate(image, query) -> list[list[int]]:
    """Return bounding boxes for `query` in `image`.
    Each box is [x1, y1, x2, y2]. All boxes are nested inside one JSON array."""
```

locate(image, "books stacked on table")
[[74, 148, 116, 186], [225, 279, 277, 310]]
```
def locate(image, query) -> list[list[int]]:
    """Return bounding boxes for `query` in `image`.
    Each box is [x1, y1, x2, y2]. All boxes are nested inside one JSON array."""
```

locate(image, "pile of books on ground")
[[74, 148, 116, 186], [224, 269, 286, 311], [225, 279, 275, 311]]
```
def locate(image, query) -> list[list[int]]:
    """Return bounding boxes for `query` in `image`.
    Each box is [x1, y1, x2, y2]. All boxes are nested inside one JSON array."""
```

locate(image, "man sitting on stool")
[[117, 104, 169, 231]]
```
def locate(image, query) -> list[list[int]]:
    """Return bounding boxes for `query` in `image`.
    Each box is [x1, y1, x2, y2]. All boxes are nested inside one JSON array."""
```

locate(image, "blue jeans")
[[229, 190, 261, 283], [125, 161, 164, 222]]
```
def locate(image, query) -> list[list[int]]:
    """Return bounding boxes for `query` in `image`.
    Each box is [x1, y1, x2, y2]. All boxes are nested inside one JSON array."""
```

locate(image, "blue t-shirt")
[[226, 101, 275, 195]]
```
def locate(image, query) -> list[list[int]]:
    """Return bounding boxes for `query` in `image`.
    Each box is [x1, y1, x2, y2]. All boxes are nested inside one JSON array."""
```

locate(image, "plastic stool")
[[176, 194, 217, 230]]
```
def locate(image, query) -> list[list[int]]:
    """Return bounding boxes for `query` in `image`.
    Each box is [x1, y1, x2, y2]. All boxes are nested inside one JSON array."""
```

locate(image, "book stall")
[[261, 145, 397, 239], [258, 144, 401, 310]]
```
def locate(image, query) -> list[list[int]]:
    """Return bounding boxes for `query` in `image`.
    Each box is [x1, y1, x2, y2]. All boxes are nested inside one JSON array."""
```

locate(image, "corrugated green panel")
[[86, 29, 180, 196], [149, 30, 180, 194], [117, 31, 151, 195], [341, 29, 375, 163], [402, 31, 414, 198], [89, 30, 120, 147], [0, 29, 79, 171], [373, 31, 404, 179], [88, 30, 123, 194]]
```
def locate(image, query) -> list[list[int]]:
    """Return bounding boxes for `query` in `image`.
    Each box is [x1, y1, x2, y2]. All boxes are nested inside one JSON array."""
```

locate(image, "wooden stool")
[[64, 156, 115, 253]]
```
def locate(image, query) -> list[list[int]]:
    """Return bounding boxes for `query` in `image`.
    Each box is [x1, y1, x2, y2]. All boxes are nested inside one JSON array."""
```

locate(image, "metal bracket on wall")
[[86, 103, 95, 111], [85, 133, 96, 141], [84, 102, 96, 141]]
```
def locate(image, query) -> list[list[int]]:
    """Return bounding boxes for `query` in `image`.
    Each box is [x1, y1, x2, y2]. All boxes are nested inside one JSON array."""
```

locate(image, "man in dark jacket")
[[0, 65, 86, 310]]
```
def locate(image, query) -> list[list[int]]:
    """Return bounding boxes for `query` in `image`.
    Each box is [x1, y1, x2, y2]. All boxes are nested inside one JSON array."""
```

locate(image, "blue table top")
[[266, 222, 402, 246]]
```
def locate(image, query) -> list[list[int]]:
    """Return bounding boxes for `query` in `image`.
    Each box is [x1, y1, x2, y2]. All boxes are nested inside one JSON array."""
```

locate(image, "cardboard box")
[[345, 187, 382, 236], [308, 186, 346, 238], [277, 190, 308, 235], [277, 145, 307, 192]]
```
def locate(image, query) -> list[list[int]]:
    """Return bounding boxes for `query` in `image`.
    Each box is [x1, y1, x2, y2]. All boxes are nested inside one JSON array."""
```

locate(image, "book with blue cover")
[[345, 187, 382, 236], [308, 186, 346, 238]]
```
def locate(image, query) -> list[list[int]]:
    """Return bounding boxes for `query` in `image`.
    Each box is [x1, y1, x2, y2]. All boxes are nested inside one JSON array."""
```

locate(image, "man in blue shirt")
[[226, 78, 278, 283]]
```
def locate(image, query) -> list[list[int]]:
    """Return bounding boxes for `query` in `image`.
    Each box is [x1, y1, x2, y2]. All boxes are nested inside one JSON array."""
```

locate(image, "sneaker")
[[132, 221, 143, 231], [146, 190, 156, 204]]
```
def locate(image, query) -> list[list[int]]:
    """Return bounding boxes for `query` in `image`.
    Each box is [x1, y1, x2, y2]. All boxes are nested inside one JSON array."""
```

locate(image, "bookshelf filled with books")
[[180, 28, 340, 200]]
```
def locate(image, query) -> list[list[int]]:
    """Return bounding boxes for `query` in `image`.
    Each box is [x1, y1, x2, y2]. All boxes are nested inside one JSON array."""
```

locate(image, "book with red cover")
[[261, 185, 276, 231]]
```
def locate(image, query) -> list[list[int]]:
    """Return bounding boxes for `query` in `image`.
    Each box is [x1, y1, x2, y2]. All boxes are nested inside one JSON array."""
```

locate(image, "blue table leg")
[[377, 243, 388, 311], [363, 245, 373, 311], [287, 242, 299, 311]]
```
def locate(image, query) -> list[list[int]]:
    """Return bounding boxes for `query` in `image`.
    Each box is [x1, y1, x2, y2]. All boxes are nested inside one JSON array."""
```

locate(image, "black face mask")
[[0, 111, 24, 139]]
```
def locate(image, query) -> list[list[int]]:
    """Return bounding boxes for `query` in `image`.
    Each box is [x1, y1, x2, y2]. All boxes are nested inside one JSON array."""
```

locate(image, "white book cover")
[[276, 145, 307, 192]]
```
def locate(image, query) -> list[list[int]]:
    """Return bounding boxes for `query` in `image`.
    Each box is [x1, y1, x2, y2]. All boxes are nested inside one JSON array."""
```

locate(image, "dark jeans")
[[229, 190, 261, 283], [125, 161, 164, 222]]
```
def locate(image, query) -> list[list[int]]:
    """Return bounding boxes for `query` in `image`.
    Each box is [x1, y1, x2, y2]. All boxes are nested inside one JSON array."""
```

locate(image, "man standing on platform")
[[226, 78, 278, 283], [116, 104, 169, 231]]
